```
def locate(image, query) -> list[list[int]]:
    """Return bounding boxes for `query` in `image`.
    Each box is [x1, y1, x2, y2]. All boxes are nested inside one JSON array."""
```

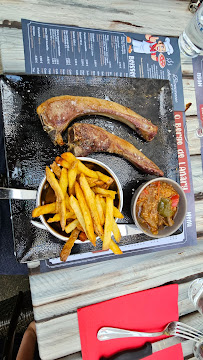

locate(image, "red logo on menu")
[[174, 112, 191, 193], [200, 104, 203, 126], [158, 53, 166, 68]]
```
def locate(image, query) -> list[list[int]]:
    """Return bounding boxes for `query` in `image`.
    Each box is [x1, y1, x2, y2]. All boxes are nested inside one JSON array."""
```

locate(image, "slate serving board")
[[0, 74, 180, 262]]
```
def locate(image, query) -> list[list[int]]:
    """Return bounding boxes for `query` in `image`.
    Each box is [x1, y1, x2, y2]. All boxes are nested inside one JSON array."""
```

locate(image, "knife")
[[0, 187, 37, 200], [100, 343, 153, 360], [31, 220, 143, 237], [117, 224, 142, 236], [1, 188, 142, 236]]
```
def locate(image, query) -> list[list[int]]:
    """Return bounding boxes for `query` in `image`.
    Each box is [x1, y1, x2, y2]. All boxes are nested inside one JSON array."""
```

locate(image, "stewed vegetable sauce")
[[136, 181, 179, 235]]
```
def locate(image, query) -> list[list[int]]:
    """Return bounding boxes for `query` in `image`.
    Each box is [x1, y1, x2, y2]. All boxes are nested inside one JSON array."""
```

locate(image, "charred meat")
[[68, 123, 163, 177], [37, 95, 158, 145]]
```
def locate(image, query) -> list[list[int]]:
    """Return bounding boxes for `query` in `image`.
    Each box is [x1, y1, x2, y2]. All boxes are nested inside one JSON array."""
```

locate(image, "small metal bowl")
[[36, 157, 123, 242], [131, 177, 187, 238]]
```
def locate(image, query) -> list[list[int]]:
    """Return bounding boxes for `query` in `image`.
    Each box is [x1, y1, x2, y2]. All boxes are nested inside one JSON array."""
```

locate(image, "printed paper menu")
[[21, 19, 197, 271], [22, 19, 184, 112]]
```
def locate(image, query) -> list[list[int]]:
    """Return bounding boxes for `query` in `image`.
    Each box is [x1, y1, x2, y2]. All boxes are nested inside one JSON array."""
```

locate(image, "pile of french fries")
[[32, 152, 124, 261]]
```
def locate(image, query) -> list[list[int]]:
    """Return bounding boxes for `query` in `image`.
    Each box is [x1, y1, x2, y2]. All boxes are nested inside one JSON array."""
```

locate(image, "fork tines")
[[175, 321, 203, 342]]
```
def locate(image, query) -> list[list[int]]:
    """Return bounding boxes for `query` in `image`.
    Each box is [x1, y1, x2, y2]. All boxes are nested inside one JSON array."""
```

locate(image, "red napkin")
[[77, 284, 180, 360], [144, 344, 183, 359]]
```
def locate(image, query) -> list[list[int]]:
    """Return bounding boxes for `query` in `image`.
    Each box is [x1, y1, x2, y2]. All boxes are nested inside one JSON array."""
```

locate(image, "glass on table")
[[188, 0, 202, 14], [188, 278, 203, 314], [193, 340, 203, 359], [196, 127, 203, 137], [178, 3, 203, 58]]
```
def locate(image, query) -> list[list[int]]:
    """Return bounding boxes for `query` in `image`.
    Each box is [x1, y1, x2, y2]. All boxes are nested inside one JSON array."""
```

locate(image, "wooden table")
[[1, 1, 203, 359]]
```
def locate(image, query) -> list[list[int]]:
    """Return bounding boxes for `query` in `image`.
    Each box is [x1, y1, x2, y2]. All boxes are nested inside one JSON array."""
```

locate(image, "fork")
[[97, 321, 203, 342]]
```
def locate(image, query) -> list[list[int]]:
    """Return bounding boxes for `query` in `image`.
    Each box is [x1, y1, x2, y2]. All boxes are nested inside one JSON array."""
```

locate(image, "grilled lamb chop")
[[68, 123, 163, 177], [37, 95, 158, 145]]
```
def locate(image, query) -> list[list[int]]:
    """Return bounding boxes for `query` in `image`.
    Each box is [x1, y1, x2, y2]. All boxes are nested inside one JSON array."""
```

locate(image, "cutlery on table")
[[97, 321, 203, 342], [31, 219, 142, 236], [193, 340, 203, 360], [100, 342, 152, 360], [0, 188, 37, 200], [0, 187, 142, 236], [0, 187, 143, 238]]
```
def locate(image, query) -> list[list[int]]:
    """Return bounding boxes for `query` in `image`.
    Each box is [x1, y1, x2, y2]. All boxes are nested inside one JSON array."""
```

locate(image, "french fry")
[[86, 177, 105, 188], [60, 228, 80, 262], [65, 193, 74, 213], [59, 167, 69, 195], [32, 202, 56, 217], [49, 165, 68, 231], [61, 152, 98, 179], [109, 238, 123, 254], [100, 235, 122, 255], [46, 166, 64, 202], [99, 196, 106, 212], [55, 197, 60, 214], [55, 156, 70, 169], [113, 206, 124, 219], [65, 219, 79, 234], [102, 197, 114, 250], [47, 213, 60, 223], [112, 219, 121, 243], [76, 159, 98, 178], [47, 211, 76, 223], [99, 196, 124, 219], [95, 181, 106, 187], [77, 223, 84, 232], [92, 187, 117, 199], [60, 199, 67, 231], [68, 160, 78, 195], [95, 194, 105, 226], [50, 161, 61, 178], [69, 195, 86, 233], [65, 193, 70, 209], [61, 152, 76, 163], [99, 183, 109, 189], [95, 171, 114, 186], [33, 152, 124, 258], [54, 168, 69, 231], [79, 173, 103, 238], [75, 182, 96, 246], [66, 211, 77, 220]]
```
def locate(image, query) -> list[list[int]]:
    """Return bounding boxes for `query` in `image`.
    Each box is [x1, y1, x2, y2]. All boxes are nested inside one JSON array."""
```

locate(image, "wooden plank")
[[0, 0, 194, 37], [186, 116, 201, 156], [190, 156, 203, 195], [0, 28, 25, 73], [60, 355, 82, 360], [178, 281, 199, 317], [180, 54, 194, 78], [36, 313, 80, 360], [30, 279, 200, 322], [194, 200, 203, 236], [182, 78, 197, 116], [30, 243, 203, 310]]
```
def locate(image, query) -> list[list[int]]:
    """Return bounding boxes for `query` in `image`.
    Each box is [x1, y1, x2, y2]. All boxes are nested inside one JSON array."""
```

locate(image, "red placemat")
[[145, 344, 183, 359], [77, 284, 179, 360]]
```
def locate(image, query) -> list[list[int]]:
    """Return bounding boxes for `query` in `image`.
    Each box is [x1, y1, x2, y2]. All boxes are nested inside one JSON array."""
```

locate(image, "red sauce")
[[136, 181, 179, 235]]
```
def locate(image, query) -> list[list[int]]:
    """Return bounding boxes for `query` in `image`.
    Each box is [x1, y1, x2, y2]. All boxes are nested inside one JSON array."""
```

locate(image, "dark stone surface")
[[0, 74, 180, 263]]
